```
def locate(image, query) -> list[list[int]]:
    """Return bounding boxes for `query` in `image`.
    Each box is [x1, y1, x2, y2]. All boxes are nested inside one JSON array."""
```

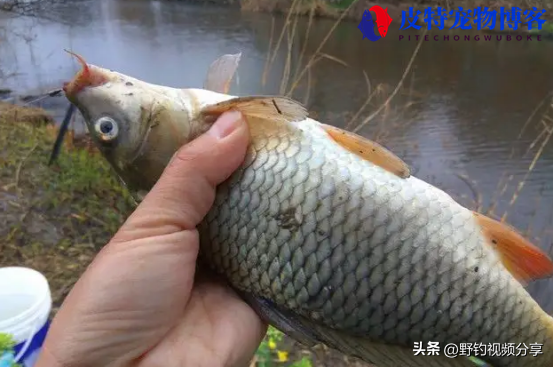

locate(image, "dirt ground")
[[0, 103, 136, 313]]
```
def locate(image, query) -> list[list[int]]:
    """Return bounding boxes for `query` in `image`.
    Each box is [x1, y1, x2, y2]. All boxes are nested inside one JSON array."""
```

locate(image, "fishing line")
[[21, 88, 63, 106], [12, 87, 72, 165]]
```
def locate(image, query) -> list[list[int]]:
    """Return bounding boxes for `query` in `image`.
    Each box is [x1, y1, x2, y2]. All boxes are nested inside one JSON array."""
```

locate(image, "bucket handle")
[[14, 316, 40, 363]]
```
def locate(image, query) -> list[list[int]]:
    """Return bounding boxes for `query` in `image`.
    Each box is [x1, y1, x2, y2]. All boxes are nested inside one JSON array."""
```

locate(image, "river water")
[[1, 0, 552, 312]]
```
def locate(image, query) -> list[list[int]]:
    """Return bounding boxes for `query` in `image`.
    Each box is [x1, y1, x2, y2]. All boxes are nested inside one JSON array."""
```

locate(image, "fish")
[[59, 50, 553, 367], [368, 5, 393, 38]]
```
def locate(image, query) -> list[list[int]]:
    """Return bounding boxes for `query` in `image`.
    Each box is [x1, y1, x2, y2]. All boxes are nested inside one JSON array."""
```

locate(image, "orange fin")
[[473, 212, 553, 284], [203, 53, 242, 94], [322, 124, 410, 178], [200, 96, 308, 124]]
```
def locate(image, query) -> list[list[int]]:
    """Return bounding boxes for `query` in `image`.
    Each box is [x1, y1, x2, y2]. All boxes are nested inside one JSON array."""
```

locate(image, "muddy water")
[[0, 0, 552, 312]]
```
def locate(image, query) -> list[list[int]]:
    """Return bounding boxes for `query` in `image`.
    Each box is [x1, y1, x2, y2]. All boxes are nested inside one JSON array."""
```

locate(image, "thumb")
[[113, 110, 250, 243]]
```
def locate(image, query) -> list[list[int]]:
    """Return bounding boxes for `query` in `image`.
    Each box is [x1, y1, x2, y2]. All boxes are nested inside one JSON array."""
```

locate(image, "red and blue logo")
[[358, 5, 393, 42]]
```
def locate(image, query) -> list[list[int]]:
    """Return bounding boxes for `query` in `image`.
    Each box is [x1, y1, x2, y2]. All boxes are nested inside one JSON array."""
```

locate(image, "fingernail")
[[208, 110, 243, 139]]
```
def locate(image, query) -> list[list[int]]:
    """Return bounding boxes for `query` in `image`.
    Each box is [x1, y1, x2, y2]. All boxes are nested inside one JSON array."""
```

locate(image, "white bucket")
[[0, 267, 52, 367]]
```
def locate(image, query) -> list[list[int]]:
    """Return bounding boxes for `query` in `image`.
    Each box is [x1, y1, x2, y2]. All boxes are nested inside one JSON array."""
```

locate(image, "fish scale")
[[196, 117, 551, 367], [60, 53, 553, 367]]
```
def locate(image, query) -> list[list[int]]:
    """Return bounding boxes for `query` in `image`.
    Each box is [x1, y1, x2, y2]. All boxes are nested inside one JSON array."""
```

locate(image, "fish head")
[[62, 51, 196, 193]]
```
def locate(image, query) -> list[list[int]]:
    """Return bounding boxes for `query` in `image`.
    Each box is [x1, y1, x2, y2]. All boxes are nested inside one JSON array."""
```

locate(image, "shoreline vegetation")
[[0, 1, 552, 367], [232, 0, 554, 37]]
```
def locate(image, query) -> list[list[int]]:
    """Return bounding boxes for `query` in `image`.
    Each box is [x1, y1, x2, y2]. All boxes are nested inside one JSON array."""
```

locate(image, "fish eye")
[[94, 116, 119, 142]]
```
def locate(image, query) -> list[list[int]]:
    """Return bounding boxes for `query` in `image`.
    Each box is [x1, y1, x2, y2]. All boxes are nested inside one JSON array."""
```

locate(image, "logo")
[[359, 6, 548, 42], [358, 5, 393, 42]]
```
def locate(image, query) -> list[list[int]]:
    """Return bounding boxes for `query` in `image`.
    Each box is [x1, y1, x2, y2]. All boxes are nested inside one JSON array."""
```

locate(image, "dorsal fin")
[[200, 96, 308, 125], [322, 124, 410, 178], [473, 211, 553, 284], [203, 53, 242, 94]]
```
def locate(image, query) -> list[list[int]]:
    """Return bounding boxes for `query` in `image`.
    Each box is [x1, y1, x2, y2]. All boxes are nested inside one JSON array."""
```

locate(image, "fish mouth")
[[62, 50, 109, 102]]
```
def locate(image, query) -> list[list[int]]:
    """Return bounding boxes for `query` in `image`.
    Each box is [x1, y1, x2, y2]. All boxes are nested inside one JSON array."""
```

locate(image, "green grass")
[[0, 333, 16, 351], [0, 103, 136, 313], [0, 333, 22, 367], [255, 326, 313, 367]]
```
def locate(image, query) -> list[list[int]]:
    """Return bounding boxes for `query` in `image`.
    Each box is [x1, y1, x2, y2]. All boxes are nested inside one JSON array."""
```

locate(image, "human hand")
[[35, 111, 267, 367]]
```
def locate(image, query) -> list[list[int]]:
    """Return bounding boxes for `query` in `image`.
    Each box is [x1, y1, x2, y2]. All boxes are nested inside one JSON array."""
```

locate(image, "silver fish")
[[61, 50, 553, 367]]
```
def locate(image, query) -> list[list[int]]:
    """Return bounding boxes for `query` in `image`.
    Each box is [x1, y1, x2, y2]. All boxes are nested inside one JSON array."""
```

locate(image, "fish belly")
[[198, 120, 552, 367]]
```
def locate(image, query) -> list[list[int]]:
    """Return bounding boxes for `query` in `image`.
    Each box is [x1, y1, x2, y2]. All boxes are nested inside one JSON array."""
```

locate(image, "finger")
[[36, 112, 251, 367], [190, 281, 268, 367], [137, 281, 267, 367], [112, 110, 250, 243]]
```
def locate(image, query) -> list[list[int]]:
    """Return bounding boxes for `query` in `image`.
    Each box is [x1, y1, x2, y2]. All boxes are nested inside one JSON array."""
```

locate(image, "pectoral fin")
[[203, 53, 242, 94], [237, 292, 319, 347], [473, 211, 553, 284], [239, 293, 477, 367], [322, 124, 410, 178], [200, 96, 308, 124]]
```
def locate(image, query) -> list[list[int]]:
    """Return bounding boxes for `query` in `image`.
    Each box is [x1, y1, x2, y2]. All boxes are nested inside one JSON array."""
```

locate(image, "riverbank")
[[237, 0, 553, 36]]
